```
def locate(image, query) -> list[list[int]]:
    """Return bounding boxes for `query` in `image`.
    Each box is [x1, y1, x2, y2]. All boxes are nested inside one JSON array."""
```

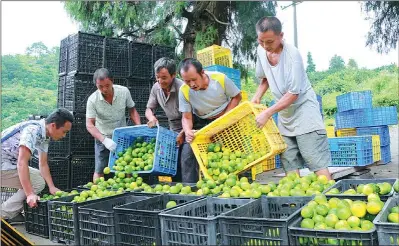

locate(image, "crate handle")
[[88, 212, 99, 222], [129, 218, 143, 223]]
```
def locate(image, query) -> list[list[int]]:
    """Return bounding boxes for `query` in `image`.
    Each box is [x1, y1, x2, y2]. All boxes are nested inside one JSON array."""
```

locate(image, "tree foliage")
[[328, 55, 345, 72], [306, 52, 316, 73], [63, 1, 276, 61], [362, 1, 399, 53], [347, 58, 358, 69]]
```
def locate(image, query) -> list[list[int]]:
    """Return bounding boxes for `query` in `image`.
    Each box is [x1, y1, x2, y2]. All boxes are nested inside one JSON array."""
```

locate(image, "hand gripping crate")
[[323, 178, 397, 199], [328, 136, 374, 167], [109, 125, 179, 176], [374, 196, 399, 245], [288, 196, 379, 246], [159, 197, 252, 245], [372, 135, 381, 162], [196, 45, 233, 68], [219, 196, 312, 246], [191, 101, 287, 180], [78, 193, 153, 245], [204, 65, 241, 89], [336, 90, 372, 112], [48, 193, 130, 245], [114, 193, 202, 246]]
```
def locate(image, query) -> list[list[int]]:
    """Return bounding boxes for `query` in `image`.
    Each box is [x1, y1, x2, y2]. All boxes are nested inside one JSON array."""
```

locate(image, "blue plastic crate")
[[108, 125, 178, 176], [275, 155, 281, 168], [336, 106, 398, 129], [380, 145, 391, 164], [328, 136, 373, 167], [356, 126, 390, 146], [204, 65, 241, 89], [269, 100, 278, 123], [336, 90, 372, 112]]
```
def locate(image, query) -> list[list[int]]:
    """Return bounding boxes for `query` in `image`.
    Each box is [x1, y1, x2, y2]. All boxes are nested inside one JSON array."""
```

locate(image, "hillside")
[[1, 42, 398, 130]]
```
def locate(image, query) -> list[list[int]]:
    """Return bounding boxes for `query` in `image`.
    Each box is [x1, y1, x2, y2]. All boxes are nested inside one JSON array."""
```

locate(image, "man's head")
[[45, 108, 74, 140], [93, 68, 114, 97], [154, 58, 177, 90], [179, 58, 206, 91], [255, 16, 284, 52]]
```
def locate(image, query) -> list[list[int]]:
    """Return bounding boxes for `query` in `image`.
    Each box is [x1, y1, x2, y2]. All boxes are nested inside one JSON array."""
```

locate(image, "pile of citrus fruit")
[[202, 142, 266, 180], [40, 190, 80, 201], [141, 183, 198, 195], [326, 182, 393, 196], [388, 205, 399, 223], [112, 137, 156, 173]]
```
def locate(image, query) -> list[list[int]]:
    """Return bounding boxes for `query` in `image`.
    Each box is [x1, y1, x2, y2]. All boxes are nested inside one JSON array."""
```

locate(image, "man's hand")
[[26, 193, 40, 208], [256, 109, 272, 128], [102, 137, 117, 152], [251, 97, 261, 104], [176, 131, 185, 146], [185, 130, 195, 143], [49, 186, 61, 195], [147, 117, 158, 128]]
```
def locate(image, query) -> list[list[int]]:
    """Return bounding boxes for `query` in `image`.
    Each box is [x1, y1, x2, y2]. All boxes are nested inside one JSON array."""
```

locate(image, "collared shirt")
[[255, 43, 325, 136], [179, 72, 240, 119], [86, 84, 135, 137], [147, 78, 184, 132], [1, 119, 50, 171]]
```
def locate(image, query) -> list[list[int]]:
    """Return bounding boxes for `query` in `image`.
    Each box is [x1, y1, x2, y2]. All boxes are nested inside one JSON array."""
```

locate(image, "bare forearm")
[[87, 124, 105, 142], [182, 115, 193, 133], [145, 108, 156, 121], [253, 78, 269, 102], [225, 93, 242, 113], [268, 93, 298, 115], [130, 108, 141, 125], [17, 160, 34, 196]]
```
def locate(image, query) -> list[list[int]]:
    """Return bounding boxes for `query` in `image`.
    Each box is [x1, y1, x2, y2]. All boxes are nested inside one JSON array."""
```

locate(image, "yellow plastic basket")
[[372, 135, 381, 162], [326, 126, 335, 138], [158, 176, 172, 182], [191, 101, 287, 180], [336, 128, 357, 137], [241, 90, 248, 102], [196, 45, 233, 68]]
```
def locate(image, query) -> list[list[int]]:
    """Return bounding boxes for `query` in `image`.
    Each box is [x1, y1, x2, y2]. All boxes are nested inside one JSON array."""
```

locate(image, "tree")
[[362, 2, 399, 53], [25, 42, 50, 57], [329, 55, 345, 72], [63, 1, 276, 60], [347, 58, 358, 69], [306, 52, 316, 73]]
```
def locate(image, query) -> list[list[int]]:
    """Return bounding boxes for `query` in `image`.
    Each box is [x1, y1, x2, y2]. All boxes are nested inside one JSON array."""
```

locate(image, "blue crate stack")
[[328, 136, 374, 167], [334, 90, 397, 164], [204, 65, 241, 89]]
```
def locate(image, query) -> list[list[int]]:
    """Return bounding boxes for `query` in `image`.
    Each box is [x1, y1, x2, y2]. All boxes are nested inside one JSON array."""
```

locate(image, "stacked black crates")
[[54, 32, 175, 189]]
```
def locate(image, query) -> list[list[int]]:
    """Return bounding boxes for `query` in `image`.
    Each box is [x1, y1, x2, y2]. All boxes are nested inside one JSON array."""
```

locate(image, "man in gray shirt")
[[252, 17, 332, 180], [86, 68, 141, 182], [178, 58, 242, 182]]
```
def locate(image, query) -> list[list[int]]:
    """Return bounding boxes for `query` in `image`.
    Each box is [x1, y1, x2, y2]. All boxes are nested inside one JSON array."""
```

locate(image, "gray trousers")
[[179, 143, 199, 183]]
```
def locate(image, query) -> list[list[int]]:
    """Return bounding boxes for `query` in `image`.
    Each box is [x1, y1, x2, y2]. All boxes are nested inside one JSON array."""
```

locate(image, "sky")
[[1, 1, 398, 71]]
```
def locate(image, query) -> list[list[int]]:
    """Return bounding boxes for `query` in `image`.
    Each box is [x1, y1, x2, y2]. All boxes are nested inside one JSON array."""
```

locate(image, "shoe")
[[5, 213, 25, 225]]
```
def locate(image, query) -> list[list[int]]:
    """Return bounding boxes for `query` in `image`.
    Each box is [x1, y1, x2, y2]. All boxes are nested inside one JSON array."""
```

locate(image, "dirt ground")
[[13, 126, 399, 245]]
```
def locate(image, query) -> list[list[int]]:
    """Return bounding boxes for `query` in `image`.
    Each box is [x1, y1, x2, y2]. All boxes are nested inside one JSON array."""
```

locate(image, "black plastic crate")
[[24, 200, 50, 238], [70, 156, 95, 189], [114, 193, 202, 246], [48, 137, 71, 158], [57, 76, 66, 108], [70, 114, 95, 156], [324, 178, 397, 198], [48, 193, 126, 245], [159, 197, 252, 245], [127, 77, 152, 112], [220, 196, 312, 246], [58, 37, 69, 76], [29, 157, 70, 190], [1, 187, 18, 203], [152, 45, 176, 77], [79, 193, 153, 245], [63, 75, 97, 113], [104, 37, 130, 77], [130, 42, 153, 78], [374, 196, 399, 245], [67, 32, 105, 75]]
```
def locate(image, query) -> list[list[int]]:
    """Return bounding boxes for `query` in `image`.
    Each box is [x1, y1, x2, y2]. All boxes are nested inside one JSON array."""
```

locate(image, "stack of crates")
[[334, 90, 396, 164]]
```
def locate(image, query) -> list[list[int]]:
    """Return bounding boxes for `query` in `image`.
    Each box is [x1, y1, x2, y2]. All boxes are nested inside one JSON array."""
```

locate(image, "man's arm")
[[224, 92, 242, 114], [182, 112, 195, 143], [252, 78, 269, 104], [38, 151, 59, 195], [129, 107, 141, 125], [86, 117, 105, 142], [145, 108, 158, 127], [17, 146, 40, 207]]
